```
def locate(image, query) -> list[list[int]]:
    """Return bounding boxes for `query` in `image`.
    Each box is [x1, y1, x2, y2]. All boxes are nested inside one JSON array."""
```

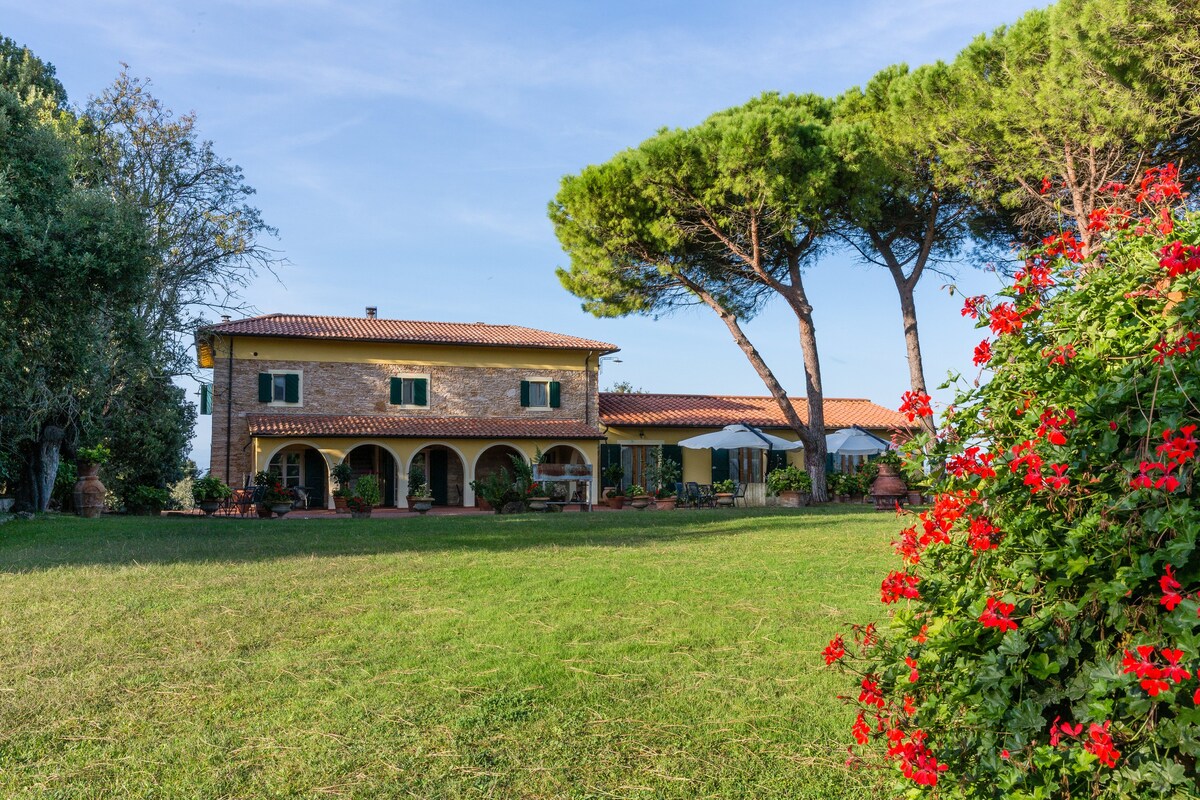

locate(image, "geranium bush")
[[827, 169, 1199, 798]]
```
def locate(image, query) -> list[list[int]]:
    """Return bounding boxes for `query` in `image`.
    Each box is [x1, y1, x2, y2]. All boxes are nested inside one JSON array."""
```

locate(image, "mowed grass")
[[0, 507, 895, 799]]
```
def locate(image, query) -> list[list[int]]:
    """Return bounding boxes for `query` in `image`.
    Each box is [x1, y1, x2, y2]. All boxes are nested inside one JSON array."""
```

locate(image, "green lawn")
[[0, 507, 894, 799]]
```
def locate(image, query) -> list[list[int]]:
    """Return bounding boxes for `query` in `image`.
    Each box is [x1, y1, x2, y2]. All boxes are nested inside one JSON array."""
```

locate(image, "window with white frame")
[[268, 452, 302, 487]]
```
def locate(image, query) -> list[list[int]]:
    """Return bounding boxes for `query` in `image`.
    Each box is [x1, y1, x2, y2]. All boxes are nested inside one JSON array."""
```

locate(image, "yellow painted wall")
[[603, 425, 806, 483], [208, 335, 597, 370]]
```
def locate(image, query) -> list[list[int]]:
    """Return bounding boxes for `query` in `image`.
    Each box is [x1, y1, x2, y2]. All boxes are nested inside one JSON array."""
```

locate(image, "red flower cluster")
[[946, 447, 996, 481], [1086, 205, 1133, 233], [1160, 566, 1184, 611], [899, 391, 933, 422], [852, 712, 871, 745], [1122, 643, 1194, 697], [859, 676, 886, 709], [1083, 721, 1121, 768], [881, 570, 921, 604], [1131, 425, 1197, 492], [1049, 716, 1083, 747], [1136, 163, 1184, 205], [961, 295, 988, 319], [988, 302, 1031, 335], [979, 597, 1018, 632], [1041, 231, 1084, 263], [1045, 463, 1070, 490], [1041, 344, 1076, 366], [1013, 261, 1055, 294], [967, 516, 1003, 553], [888, 728, 948, 787], [1010, 439, 1046, 493], [973, 339, 992, 366], [1152, 331, 1200, 364], [1159, 240, 1200, 278], [1036, 408, 1076, 446], [823, 635, 846, 665]]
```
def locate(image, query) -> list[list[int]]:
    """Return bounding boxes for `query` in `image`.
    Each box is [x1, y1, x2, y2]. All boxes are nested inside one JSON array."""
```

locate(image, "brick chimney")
[[365, 306, 377, 319], [220, 315, 231, 323]]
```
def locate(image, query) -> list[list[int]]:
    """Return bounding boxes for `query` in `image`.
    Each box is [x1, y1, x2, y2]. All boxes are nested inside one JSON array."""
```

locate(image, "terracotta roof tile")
[[598, 393, 910, 431], [246, 414, 605, 440], [203, 314, 618, 352]]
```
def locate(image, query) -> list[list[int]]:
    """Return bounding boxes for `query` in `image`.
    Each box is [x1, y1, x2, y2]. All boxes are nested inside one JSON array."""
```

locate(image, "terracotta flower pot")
[[606, 495, 625, 509], [870, 463, 908, 510], [778, 489, 802, 509], [715, 492, 734, 507], [334, 495, 349, 514], [655, 497, 677, 511], [630, 494, 652, 510], [73, 460, 106, 519]]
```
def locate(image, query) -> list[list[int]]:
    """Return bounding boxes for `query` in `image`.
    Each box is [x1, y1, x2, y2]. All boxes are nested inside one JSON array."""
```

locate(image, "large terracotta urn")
[[870, 463, 908, 511], [73, 461, 106, 518]]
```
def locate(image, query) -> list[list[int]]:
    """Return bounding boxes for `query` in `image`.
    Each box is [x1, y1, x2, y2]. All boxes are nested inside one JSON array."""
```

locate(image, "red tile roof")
[[202, 314, 618, 352], [598, 393, 910, 431], [246, 414, 605, 440]]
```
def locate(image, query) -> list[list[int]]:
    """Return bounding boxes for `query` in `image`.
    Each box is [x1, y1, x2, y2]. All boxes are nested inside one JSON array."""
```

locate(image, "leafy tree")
[[81, 68, 280, 376], [834, 66, 979, 435], [552, 93, 859, 500], [604, 380, 644, 394], [0, 35, 66, 111], [0, 88, 151, 511], [101, 369, 196, 506], [903, 3, 1196, 254]]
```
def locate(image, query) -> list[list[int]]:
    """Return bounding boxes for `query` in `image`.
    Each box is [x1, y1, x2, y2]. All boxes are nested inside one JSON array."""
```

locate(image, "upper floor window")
[[390, 376, 429, 407], [258, 371, 301, 405], [521, 379, 560, 409]]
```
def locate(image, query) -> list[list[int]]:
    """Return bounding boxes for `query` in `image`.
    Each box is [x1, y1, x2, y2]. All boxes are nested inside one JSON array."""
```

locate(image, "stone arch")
[[343, 441, 404, 507], [260, 440, 336, 509], [406, 442, 469, 506]]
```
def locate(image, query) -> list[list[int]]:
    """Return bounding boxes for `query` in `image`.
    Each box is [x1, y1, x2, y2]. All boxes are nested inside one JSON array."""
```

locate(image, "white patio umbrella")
[[825, 427, 890, 456], [678, 424, 804, 451]]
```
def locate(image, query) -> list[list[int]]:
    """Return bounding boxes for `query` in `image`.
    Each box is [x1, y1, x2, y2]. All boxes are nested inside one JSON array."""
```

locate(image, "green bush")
[[828, 178, 1200, 797], [125, 485, 169, 515], [192, 474, 232, 502], [352, 475, 381, 507], [470, 467, 522, 513], [766, 465, 812, 495]]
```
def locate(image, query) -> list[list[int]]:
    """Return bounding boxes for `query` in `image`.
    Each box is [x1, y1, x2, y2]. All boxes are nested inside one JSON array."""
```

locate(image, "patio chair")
[[697, 484, 716, 508], [684, 482, 702, 508], [733, 483, 747, 507], [674, 482, 687, 506]]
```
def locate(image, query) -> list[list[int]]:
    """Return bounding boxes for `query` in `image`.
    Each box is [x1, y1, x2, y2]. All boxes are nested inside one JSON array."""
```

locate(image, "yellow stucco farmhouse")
[[195, 310, 908, 508]]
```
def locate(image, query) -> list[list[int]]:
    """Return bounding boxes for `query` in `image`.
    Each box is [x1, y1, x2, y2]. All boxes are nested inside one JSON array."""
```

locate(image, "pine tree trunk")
[[896, 283, 935, 437]]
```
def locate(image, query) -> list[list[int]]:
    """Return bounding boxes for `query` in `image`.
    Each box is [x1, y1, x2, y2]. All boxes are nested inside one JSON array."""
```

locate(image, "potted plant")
[[869, 451, 908, 510], [601, 463, 624, 505], [627, 484, 651, 509], [712, 479, 736, 507], [126, 484, 170, 516], [73, 443, 111, 519], [347, 495, 373, 519], [352, 474, 382, 517], [192, 473, 232, 516], [331, 461, 354, 513], [406, 465, 426, 512], [766, 465, 812, 508], [654, 484, 678, 511], [526, 481, 550, 511], [253, 470, 275, 517], [262, 482, 294, 517], [604, 486, 625, 509]]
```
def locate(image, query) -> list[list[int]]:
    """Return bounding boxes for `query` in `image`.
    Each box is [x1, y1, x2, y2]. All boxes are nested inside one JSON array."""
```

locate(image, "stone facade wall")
[[209, 356, 598, 483]]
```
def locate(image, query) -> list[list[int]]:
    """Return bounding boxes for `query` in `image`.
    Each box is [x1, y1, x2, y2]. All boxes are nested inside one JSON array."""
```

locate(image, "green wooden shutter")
[[520, 380, 530, 407], [199, 383, 213, 415], [549, 381, 561, 408], [825, 453, 836, 474], [711, 448, 730, 483], [413, 378, 428, 406], [600, 444, 621, 485], [389, 377, 403, 405], [767, 450, 787, 473], [284, 373, 300, 403], [258, 373, 272, 403]]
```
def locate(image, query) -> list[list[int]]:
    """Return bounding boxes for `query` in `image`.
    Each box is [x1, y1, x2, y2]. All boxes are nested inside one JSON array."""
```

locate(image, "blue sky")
[[4, 0, 1046, 469]]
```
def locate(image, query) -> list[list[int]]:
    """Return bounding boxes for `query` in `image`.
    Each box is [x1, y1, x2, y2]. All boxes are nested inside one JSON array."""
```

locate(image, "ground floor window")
[[729, 448, 764, 484], [620, 445, 655, 490], [268, 452, 302, 487]]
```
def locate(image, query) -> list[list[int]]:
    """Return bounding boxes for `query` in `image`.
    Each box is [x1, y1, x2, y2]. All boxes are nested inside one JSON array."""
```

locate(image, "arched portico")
[[343, 443, 402, 507], [407, 442, 469, 506], [261, 440, 334, 509]]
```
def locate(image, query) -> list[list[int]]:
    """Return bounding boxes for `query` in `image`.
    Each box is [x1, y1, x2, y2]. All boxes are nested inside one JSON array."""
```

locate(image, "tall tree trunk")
[[791, 300, 829, 503], [14, 424, 64, 512], [895, 281, 936, 437]]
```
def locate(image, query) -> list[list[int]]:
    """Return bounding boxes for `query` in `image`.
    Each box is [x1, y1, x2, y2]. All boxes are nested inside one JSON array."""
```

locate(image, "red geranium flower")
[[979, 597, 1018, 632]]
